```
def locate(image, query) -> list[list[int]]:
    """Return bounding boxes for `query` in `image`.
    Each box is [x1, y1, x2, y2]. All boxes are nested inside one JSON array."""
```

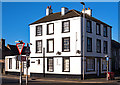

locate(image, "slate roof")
[[7, 44, 27, 55], [29, 9, 112, 28], [111, 40, 120, 48]]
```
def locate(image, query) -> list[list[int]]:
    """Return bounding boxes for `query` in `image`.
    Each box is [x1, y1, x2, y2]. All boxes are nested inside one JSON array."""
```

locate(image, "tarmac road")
[[1, 77, 120, 85]]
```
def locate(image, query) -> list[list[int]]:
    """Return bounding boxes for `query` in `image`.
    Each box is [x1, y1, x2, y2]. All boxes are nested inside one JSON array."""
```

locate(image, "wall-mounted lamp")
[[76, 50, 81, 54], [56, 51, 61, 55]]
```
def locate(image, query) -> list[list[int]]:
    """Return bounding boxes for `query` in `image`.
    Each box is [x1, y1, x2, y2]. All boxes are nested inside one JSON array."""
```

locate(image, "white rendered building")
[[29, 6, 112, 78]]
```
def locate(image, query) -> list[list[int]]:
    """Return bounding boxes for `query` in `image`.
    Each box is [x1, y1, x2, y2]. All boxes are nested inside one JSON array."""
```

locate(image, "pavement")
[[1, 74, 120, 84]]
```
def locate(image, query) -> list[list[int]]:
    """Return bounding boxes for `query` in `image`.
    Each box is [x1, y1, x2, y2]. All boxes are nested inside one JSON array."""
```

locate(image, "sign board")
[[16, 56, 26, 61], [106, 57, 109, 61], [16, 43, 25, 55]]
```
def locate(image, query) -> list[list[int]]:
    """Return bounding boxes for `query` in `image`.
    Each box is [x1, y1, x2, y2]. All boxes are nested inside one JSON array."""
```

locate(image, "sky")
[[2, 2, 119, 45]]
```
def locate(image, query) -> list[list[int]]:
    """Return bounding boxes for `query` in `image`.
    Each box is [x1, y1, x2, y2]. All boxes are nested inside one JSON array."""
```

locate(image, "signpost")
[[105, 55, 109, 80], [16, 41, 25, 85], [25, 43, 31, 85]]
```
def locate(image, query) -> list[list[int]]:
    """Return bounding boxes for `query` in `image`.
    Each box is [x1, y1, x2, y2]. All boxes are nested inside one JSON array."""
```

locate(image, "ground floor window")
[[102, 59, 107, 71], [16, 60, 19, 69], [9, 58, 12, 69], [86, 58, 95, 71], [47, 58, 54, 72], [63, 57, 70, 72]]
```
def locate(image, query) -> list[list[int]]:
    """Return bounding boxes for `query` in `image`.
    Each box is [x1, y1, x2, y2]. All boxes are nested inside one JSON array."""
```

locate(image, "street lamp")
[[105, 55, 109, 80], [80, 2, 85, 80]]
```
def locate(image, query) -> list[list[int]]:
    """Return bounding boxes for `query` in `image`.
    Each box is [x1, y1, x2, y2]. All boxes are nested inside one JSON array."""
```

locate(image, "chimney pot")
[[85, 8, 87, 10], [49, 5, 51, 9], [61, 7, 69, 16], [88, 8, 90, 10], [46, 6, 53, 16]]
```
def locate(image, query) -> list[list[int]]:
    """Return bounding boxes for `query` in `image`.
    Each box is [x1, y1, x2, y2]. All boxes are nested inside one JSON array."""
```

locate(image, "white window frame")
[[62, 37, 70, 52], [47, 39, 54, 53], [36, 40, 42, 53], [63, 57, 70, 72], [62, 20, 70, 33], [16, 60, 19, 69], [47, 58, 54, 72], [47, 23, 54, 35], [36, 25, 42, 36], [9, 58, 12, 69]]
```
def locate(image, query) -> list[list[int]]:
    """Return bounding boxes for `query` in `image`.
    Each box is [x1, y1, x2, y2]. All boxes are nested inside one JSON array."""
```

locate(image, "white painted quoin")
[[29, 6, 112, 78]]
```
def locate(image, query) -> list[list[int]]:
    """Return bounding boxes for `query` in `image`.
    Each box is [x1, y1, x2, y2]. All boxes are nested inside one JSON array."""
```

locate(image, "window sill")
[[36, 52, 42, 53]]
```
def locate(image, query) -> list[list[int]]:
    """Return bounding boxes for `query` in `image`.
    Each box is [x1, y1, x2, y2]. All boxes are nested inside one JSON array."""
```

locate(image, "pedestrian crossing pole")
[[20, 54, 22, 85]]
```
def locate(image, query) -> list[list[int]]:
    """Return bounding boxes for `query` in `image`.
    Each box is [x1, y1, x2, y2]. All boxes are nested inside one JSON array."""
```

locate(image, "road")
[[1, 77, 120, 85]]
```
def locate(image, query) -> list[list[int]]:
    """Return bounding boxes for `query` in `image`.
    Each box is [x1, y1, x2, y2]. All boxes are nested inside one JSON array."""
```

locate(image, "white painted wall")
[[30, 17, 82, 58], [29, 57, 82, 75], [29, 15, 111, 75], [5, 56, 20, 72]]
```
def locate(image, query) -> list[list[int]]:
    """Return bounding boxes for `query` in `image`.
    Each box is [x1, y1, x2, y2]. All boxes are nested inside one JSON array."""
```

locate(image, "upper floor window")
[[47, 39, 54, 53], [87, 37, 92, 52], [63, 57, 70, 72], [47, 58, 54, 72], [62, 20, 70, 33], [62, 37, 70, 52], [96, 23, 101, 35], [47, 23, 54, 35], [103, 41, 108, 54], [103, 26, 107, 37], [36, 25, 42, 36], [36, 40, 42, 53], [86, 20, 92, 33], [96, 39, 101, 53]]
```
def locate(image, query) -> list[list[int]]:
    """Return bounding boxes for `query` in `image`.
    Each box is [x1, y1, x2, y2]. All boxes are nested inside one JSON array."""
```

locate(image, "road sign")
[[16, 43, 25, 55], [106, 57, 109, 61]]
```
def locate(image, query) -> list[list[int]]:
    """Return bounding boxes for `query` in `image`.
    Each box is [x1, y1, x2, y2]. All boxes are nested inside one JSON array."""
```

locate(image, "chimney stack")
[[61, 7, 69, 16], [46, 5, 53, 16], [82, 7, 92, 16]]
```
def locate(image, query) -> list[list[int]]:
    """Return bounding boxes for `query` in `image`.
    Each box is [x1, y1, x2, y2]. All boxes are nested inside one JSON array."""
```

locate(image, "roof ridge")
[[71, 9, 81, 16]]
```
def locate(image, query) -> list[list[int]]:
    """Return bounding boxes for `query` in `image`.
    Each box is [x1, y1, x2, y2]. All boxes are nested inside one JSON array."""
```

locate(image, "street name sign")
[[16, 43, 25, 55]]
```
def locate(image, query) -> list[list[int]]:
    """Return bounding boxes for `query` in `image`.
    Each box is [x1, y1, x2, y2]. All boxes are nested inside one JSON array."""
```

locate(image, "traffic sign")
[[106, 57, 109, 61], [16, 43, 25, 55]]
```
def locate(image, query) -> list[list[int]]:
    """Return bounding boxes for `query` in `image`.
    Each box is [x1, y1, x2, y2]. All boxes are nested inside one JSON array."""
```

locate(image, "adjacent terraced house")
[[29, 6, 112, 79]]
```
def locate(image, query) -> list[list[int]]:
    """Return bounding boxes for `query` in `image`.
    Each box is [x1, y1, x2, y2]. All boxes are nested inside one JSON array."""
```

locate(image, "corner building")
[[29, 6, 112, 79]]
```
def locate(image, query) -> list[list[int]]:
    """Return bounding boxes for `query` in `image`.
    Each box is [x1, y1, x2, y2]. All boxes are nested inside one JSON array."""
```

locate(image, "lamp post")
[[105, 55, 109, 80], [80, 2, 85, 80]]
